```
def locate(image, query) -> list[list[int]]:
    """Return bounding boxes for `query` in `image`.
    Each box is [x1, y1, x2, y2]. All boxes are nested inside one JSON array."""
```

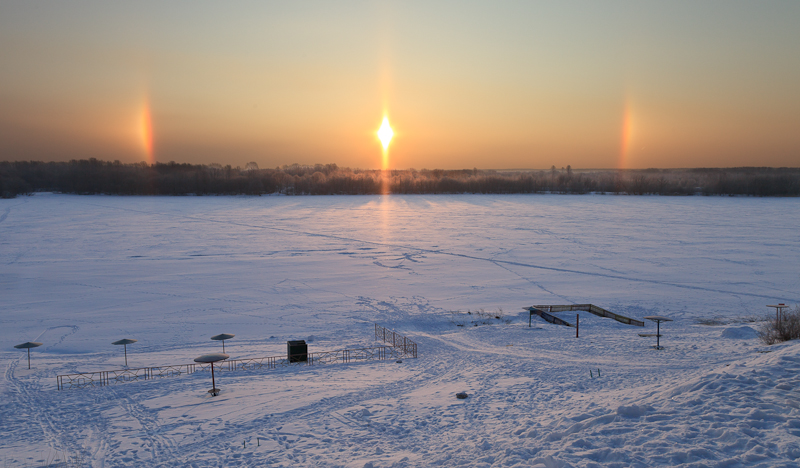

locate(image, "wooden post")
[[576, 314, 579, 338], [656, 321, 661, 349], [211, 363, 216, 393]]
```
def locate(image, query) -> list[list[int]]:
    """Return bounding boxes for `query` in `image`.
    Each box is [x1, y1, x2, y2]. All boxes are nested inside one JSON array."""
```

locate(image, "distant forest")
[[2, 159, 800, 198]]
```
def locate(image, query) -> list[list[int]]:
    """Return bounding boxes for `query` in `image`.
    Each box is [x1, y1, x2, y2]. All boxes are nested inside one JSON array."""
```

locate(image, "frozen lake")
[[2, 193, 799, 467], [3, 193, 797, 344]]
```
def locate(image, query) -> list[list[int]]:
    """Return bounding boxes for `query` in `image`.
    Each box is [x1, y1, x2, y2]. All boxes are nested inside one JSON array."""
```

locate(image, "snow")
[[721, 326, 759, 340], [1, 193, 799, 467]]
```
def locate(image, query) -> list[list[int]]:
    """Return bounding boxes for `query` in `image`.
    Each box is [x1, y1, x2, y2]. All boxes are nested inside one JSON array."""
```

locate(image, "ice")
[[1, 193, 799, 466]]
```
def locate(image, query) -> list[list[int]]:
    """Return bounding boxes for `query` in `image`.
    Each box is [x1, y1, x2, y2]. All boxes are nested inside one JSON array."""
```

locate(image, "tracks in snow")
[[82, 201, 800, 303]]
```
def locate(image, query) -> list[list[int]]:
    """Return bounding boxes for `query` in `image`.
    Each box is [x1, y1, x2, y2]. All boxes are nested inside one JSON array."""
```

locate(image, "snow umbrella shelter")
[[643, 316, 673, 349], [767, 304, 790, 322], [210, 333, 235, 353], [112, 339, 138, 366], [194, 353, 229, 396], [14, 342, 43, 369]]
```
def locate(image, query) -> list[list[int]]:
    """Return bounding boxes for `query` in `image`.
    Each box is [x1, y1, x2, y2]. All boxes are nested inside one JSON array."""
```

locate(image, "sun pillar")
[[618, 100, 634, 170], [377, 116, 394, 194], [140, 97, 155, 164]]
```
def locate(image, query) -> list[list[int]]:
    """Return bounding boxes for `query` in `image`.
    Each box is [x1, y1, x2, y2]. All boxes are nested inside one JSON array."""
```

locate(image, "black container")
[[287, 340, 307, 362]]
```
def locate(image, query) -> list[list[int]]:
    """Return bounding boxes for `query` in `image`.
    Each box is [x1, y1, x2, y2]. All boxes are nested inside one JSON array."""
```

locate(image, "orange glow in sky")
[[619, 102, 634, 170], [140, 98, 154, 164], [2, 2, 800, 169]]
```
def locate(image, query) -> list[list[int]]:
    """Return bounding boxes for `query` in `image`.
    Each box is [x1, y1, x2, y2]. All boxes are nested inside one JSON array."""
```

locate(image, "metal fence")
[[57, 363, 202, 390], [375, 323, 418, 358], [57, 325, 418, 390]]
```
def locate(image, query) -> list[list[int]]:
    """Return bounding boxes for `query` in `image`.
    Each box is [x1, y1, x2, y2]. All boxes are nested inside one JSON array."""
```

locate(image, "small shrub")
[[694, 315, 760, 326], [695, 317, 727, 326], [449, 308, 510, 327], [758, 306, 800, 345]]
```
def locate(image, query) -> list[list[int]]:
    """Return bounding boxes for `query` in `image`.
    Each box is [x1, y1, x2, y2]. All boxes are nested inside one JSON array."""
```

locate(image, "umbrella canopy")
[[14, 342, 43, 349], [211, 334, 235, 341], [15, 342, 43, 369], [644, 316, 673, 322], [194, 353, 230, 363], [112, 338, 138, 345], [194, 353, 230, 396]]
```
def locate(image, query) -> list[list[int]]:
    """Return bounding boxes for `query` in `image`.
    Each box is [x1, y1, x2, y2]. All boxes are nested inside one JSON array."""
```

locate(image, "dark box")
[[287, 340, 307, 362]]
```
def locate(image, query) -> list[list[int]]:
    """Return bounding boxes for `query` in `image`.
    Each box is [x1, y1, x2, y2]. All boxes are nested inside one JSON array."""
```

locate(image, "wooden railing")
[[532, 304, 644, 327]]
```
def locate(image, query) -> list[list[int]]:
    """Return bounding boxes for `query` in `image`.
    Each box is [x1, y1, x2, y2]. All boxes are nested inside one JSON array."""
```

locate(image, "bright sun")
[[377, 117, 394, 150]]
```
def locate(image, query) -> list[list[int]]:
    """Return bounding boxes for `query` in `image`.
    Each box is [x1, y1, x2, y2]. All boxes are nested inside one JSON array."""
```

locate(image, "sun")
[[377, 117, 394, 150]]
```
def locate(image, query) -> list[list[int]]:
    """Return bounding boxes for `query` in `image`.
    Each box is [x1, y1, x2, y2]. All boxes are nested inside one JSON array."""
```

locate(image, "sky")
[[1, 1, 799, 170]]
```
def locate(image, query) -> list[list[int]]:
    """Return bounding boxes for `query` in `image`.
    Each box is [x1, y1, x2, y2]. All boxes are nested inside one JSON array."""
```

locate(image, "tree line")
[[2, 159, 799, 198]]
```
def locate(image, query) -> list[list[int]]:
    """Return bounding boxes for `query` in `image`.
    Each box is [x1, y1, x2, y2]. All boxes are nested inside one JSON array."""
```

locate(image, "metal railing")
[[375, 323, 417, 358], [57, 363, 202, 390], [57, 324, 418, 390]]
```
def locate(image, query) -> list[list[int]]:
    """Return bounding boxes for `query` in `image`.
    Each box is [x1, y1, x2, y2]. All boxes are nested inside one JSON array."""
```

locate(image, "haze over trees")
[[1, 159, 799, 198]]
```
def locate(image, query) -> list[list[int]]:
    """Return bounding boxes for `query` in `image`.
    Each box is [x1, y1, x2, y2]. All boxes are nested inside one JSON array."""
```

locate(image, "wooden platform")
[[532, 304, 645, 327]]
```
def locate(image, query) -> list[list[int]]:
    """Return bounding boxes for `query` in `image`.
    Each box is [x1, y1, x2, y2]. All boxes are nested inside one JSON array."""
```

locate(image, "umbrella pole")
[[124, 344, 128, 367], [211, 363, 216, 395], [657, 321, 661, 349], [27, 348, 31, 369], [222, 340, 225, 353]]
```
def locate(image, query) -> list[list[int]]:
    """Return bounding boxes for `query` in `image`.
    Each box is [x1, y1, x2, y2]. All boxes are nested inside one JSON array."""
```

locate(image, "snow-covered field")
[[1, 193, 799, 467]]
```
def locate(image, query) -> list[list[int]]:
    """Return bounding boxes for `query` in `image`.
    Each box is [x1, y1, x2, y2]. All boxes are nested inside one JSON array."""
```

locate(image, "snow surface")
[[1, 193, 799, 467], [721, 327, 759, 340]]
